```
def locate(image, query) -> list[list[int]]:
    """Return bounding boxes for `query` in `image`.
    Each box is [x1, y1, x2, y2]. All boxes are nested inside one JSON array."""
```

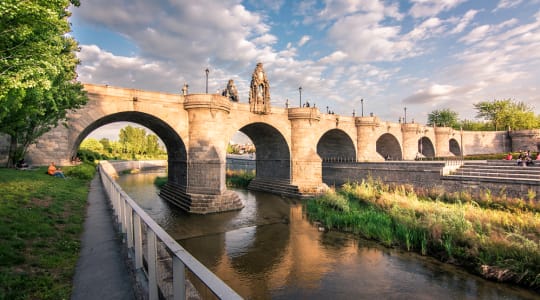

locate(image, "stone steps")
[[452, 170, 540, 180], [444, 160, 540, 183], [248, 178, 302, 198], [159, 182, 192, 212]]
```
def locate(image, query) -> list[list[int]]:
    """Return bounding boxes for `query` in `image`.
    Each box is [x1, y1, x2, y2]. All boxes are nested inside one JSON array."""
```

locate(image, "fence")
[[440, 159, 464, 176], [98, 161, 242, 300]]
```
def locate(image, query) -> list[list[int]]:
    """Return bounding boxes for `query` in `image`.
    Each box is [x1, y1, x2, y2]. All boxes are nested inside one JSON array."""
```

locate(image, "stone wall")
[[323, 162, 540, 201], [323, 161, 445, 188]]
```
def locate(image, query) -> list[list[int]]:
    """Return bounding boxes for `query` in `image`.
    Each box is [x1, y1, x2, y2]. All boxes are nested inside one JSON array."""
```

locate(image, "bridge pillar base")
[[160, 183, 244, 214], [295, 182, 329, 197]]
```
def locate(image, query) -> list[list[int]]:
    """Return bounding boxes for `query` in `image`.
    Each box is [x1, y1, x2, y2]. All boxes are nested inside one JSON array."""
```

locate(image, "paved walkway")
[[71, 175, 136, 300]]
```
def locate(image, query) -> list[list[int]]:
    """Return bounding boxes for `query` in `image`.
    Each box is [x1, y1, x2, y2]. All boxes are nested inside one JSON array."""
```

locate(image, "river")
[[116, 171, 538, 300]]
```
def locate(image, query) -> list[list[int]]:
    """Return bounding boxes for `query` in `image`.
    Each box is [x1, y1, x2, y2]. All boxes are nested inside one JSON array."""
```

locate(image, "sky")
[[71, 0, 540, 140]]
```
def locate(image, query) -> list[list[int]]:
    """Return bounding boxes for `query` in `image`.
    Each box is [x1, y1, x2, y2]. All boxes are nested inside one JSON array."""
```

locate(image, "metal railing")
[[440, 159, 464, 176], [98, 161, 242, 300]]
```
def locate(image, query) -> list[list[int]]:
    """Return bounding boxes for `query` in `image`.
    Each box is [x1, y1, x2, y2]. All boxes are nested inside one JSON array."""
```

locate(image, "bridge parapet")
[[184, 94, 231, 113], [287, 107, 321, 121], [355, 116, 380, 126]]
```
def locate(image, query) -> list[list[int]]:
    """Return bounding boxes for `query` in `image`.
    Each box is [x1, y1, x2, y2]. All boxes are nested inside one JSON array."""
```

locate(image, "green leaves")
[[0, 0, 88, 166], [474, 99, 538, 130], [427, 108, 459, 128]]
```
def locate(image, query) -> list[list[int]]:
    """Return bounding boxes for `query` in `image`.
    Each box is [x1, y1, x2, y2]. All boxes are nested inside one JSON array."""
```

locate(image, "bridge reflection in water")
[[117, 171, 536, 300]]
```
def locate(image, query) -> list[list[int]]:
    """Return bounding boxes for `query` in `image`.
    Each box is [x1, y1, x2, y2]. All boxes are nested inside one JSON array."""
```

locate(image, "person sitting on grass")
[[48, 162, 66, 178]]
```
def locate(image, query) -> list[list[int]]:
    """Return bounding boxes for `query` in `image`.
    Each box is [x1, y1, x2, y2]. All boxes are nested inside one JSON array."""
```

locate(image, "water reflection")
[[117, 172, 538, 300]]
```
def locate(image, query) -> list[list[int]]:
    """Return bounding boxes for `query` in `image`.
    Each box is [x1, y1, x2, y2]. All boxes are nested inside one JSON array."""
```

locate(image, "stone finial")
[[182, 83, 189, 95], [249, 62, 271, 114], [222, 79, 239, 102]]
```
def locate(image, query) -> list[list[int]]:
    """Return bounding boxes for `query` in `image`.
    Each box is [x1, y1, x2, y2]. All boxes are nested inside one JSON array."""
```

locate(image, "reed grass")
[[225, 170, 255, 188], [306, 179, 540, 290]]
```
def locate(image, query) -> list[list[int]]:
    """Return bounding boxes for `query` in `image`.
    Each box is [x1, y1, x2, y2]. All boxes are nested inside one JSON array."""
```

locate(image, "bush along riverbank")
[[306, 179, 540, 291], [226, 170, 255, 188], [0, 163, 96, 299], [153, 170, 256, 189]]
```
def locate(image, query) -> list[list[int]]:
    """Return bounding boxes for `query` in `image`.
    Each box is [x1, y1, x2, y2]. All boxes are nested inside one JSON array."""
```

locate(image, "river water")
[[117, 171, 538, 300]]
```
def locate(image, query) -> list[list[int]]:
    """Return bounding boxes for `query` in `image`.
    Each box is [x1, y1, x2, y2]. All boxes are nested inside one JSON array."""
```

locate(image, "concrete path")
[[71, 175, 136, 300]]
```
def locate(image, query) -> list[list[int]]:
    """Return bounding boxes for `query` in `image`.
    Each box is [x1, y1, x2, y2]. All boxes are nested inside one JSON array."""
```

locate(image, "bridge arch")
[[449, 138, 461, 156], [237, 122, 290, 181], [418, 137, 435, 158], [376, 133, 402, 160], [74, 111, 187, 186], [317, 129, 356, 161]]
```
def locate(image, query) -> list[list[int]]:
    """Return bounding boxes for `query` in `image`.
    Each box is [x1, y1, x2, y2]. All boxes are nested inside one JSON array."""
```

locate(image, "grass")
[[226, 170, 255, 188], [306, 179, 540, 291], [152, 170, 256, 189], [0, 163, 95, 299], [153, 176, 167, 188]]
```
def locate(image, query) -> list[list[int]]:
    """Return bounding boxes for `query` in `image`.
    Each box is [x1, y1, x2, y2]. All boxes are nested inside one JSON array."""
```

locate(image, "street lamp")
[[460, 126, 464, 160], [361, 98, 364, 117], [205, 68, 209, 93], [404, 107, 407, 124], [299, 86, 302, 107]]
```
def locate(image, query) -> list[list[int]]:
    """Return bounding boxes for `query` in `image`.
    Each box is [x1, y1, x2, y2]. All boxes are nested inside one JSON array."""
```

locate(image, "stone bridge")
[[25, 65, 518, 213]]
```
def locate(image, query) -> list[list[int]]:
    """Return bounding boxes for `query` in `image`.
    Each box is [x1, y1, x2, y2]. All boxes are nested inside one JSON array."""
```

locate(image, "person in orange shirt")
[[48, 162, 66, 178]]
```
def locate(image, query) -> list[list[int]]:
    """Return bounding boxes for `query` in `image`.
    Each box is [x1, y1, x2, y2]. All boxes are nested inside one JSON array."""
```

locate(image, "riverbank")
[[0, 164, 95, 299], [306, 179, 540, 292]]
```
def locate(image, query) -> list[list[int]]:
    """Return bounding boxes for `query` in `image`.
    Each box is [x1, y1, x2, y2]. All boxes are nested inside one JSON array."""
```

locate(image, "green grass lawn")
[[0, 164, 94, 300]]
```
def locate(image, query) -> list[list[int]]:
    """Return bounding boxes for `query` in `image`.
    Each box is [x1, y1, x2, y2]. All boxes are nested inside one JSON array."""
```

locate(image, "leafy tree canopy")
[[427, 108, 459, 128], [474, 99, 539, 130], [0, 0, 87, 166]]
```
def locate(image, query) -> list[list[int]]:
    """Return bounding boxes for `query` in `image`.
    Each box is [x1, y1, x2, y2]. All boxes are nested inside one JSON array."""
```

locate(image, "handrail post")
[[133, 214, 143, 269], [126, 206, 134, 249], [173, 257, 186, 300], [147, 230, 158, 300]]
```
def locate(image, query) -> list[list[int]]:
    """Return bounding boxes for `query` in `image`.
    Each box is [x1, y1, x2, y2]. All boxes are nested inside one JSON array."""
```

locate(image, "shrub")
[[63, 162, 96, 180]]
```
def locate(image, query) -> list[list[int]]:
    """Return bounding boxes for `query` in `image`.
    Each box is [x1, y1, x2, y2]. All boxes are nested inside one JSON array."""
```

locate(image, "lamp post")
[[299, 86, 302, 107], [404, 107, 407, 124], [205, 68, 209, 93], [460, 126, 464, 160], [361, 98, 364, 117]]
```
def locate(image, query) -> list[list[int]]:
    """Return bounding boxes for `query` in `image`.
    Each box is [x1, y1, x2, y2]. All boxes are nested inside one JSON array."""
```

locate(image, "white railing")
[[98, 161, 242, 300], [440, 159, 464, 176]]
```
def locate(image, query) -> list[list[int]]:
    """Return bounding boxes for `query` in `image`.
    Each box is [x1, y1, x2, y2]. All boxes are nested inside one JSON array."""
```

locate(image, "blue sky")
[[71, 0, 540, 140]]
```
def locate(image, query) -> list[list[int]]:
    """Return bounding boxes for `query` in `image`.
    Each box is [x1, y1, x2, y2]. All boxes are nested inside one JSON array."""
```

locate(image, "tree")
[[99, 138, 111, 153], [145, 134, 160, 155], [119, 126, 147, 155], [80, 138, 104, 153], [474, 99, 539, 130], [427, 108, 459, 128], [0, 0, 87, 166]]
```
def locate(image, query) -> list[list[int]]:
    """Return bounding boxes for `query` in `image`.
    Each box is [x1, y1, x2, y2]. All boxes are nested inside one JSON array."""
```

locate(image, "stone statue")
[[222, 79, 239, 102], [181, 83, 189, 96], [249, 62, 271, 114]]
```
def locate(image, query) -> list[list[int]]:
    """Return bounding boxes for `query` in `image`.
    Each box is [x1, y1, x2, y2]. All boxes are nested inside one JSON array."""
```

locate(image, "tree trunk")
[[7, 134, 17, 168]]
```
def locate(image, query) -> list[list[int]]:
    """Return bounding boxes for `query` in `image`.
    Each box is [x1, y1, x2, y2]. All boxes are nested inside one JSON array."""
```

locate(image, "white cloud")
[[318, 0, 403, 21], [493, 0, 523, 12], [407, 17, 444, 40], [318, 51, 347, 64], [409, 0, 467, 18], [328, 13, 415, 62], [459, 25, 491, 44], [253, 34, 278, 45], [298, 35, 311, 46], [450, 9, 478, 34]]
